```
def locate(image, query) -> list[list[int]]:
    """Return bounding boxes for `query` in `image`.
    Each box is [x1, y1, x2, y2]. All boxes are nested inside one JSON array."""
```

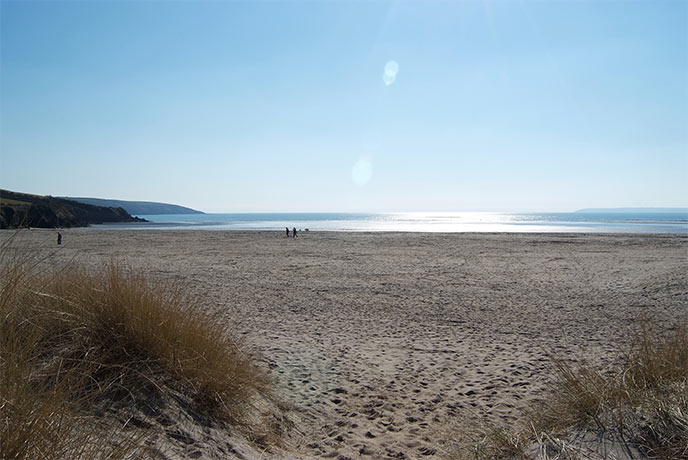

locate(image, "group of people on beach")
[[286, 227, 297, 238]]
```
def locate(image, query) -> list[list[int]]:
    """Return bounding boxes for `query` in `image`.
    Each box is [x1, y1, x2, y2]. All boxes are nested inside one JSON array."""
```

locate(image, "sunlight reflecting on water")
[[97, 211, 688, 234], [362, 212, 531, 232]]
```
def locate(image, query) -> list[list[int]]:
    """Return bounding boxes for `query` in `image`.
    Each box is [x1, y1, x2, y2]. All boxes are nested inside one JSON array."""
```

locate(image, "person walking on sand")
[[293, 227, 297, 238], [286, 227, 290, 237], [57, 232, 62, 245]]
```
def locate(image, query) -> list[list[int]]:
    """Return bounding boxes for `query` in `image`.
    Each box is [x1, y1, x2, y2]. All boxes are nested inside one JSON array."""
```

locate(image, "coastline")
[[3, 230, 686, 459]]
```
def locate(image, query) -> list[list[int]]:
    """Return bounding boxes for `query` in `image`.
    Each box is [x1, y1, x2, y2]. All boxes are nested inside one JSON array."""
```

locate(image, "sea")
[[94, 211, 688, 234]]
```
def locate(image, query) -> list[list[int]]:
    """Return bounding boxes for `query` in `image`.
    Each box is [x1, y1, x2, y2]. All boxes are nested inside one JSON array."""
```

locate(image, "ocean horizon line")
[[186, 208, 688, 215]]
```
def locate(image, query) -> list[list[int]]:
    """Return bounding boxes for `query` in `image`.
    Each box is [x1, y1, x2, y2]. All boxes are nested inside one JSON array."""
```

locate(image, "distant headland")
[[0, 189, 147, 229], [574, 207, 688, 213], [63, 197, 204, 216]]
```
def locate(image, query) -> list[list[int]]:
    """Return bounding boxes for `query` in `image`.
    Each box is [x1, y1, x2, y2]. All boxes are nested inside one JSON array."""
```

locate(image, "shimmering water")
[[95, 211, 688, 233]]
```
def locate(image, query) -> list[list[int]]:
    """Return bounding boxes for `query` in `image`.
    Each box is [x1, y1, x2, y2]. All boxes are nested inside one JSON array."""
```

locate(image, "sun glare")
[[383, 60, 399, 85], [352, 157, 373, 186]]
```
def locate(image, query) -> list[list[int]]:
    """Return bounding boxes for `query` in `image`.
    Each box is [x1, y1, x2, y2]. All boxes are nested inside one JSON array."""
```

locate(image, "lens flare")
[[383, 60, 399, 86], [352, 158, 373, 186]]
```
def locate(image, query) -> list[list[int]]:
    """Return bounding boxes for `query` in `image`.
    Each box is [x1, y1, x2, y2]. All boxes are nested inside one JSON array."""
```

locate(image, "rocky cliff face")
[[0, 190, 147, 229]]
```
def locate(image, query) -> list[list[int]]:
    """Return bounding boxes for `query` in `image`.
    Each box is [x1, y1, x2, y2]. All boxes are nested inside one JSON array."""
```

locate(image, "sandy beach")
[[7, 230, 687, 459]]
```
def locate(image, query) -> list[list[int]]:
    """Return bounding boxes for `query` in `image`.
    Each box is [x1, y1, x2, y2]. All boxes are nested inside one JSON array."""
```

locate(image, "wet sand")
[[7, 230, 687, 459]]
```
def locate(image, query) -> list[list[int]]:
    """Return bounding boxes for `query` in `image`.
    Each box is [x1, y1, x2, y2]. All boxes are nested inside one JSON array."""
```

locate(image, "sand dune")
[[11, 230, 687, 459]]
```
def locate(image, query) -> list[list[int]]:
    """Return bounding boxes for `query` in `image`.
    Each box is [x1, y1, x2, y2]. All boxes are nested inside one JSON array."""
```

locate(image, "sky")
[[1, 0, 686, 213]]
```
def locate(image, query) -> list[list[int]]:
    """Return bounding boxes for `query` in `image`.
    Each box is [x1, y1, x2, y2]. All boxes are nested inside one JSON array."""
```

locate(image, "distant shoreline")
[[574, 207, 688, 213]]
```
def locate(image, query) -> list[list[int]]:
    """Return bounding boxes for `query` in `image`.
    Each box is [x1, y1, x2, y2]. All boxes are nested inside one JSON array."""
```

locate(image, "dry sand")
[[7, 230, 688, 459]]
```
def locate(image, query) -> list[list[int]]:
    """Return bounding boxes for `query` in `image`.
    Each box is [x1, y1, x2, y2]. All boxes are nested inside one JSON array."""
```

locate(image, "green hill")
[[0, 189, 146, 229]]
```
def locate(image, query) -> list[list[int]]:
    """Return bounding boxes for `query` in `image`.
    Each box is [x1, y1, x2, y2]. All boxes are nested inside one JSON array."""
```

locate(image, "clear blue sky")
[[1, 0, 686, 212]]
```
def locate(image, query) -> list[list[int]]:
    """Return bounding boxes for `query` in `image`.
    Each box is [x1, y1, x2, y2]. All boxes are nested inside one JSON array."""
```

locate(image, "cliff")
[[0, 189, 147, 229]]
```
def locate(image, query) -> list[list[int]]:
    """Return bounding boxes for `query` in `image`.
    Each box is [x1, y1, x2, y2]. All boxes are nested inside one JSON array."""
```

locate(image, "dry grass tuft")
[[469, 425, 530, 460], [1, 231, 271, 459], [36, 262, 270, 421], [452, 319, 688, 460], [533, 321, 688, 459], [625, 321, 688, 390]]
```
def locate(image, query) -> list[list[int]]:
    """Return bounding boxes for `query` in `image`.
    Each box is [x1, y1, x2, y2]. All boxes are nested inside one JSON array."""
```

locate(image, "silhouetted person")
[[293, 227, 297, 238], [286, 227, 290, 237], [57, 232, 62, 245]]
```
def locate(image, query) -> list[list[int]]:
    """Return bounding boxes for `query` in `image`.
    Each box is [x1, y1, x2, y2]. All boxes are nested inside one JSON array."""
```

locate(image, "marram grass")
[[0, 232, 270, 459], [452, 321, 688, 460]]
